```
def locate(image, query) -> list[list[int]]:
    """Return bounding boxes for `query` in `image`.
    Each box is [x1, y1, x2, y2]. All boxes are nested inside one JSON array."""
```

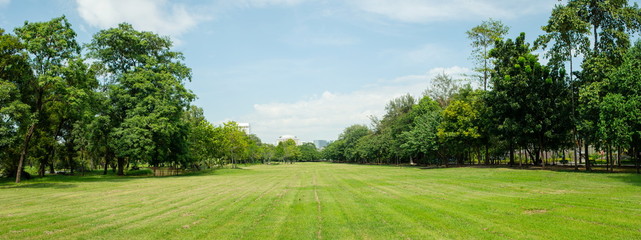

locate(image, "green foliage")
[[88, 23, 195, 173], [11, 16, 85, 182], [400, 96, 442, 164], [466, 18, 510, 90], [0, 29, 31, 175], [276, 139, 300, 162], [599, 40, 641, 159], [298, 142, 320, 162], [486, 33, 573, 165], [438, 100, 480, 150], [535, 3, 590, 67]]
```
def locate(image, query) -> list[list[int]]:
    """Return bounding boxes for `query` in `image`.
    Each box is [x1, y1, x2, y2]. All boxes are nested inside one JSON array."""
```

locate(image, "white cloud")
[[0, 0, 9, 7], [242, 66, 472, 143], [76, 0, 207, 40], [348, 0, 558, 23]]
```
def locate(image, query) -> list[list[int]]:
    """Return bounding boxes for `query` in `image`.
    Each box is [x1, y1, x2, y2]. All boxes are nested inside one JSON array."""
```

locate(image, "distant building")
[[238, 123, 250, 134], [277, 135, 300, 146], [313, 140, 329, 149]]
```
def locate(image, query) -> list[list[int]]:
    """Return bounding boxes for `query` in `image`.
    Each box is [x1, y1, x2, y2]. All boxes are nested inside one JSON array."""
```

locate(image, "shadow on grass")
[[417, 164, 641, 186], [0, 167, 248, 187], [0, 182, 77, 189], [607, 175, 641, 187]]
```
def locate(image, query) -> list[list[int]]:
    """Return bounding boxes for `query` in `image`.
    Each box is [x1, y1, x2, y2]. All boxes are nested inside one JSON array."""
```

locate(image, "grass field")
[[1, 163, 640, 239]]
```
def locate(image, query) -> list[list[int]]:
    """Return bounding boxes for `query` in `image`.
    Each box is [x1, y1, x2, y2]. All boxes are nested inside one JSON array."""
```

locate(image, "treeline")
[[0, 16, 322, 183], [322, 0, 641, 173]]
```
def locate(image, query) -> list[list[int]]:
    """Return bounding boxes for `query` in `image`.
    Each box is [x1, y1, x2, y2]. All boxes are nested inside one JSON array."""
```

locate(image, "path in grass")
[[1, 163, 640, 239]]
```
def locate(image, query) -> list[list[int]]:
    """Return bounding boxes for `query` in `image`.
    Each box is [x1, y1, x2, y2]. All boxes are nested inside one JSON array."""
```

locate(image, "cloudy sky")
[[0, 0, 599, 143]]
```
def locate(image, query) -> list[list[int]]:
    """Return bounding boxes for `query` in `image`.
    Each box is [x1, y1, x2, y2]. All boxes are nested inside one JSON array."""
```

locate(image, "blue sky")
[[2, 0, 630, 144]]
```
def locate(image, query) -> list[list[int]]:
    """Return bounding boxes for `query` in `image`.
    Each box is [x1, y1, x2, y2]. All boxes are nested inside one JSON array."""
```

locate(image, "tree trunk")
[[518, 149, 522, 168], [606, 145, 610, 172], [574, 143, 579, 171], [585, 142, 591, 171], [16, 123, 37, 183], [509, 146, 514, 167], [103, 157, 109, 175], [610, 145, 614, 172], [484, 144, 489, 165], [484, 48, 488, 91], [617, 146, 621, 167], [38, 157, 46, 177], [632, 147, 641, 174], [117, 157, 125, 176]]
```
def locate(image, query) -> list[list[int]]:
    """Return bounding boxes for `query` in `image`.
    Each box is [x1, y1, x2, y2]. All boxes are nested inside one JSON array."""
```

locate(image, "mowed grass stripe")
[[328, 170, 443, 239], [335, 166, 522, 239], [200, 174, 296, 239], [23, 179, 214, 239], [2, 162, 641, 239]]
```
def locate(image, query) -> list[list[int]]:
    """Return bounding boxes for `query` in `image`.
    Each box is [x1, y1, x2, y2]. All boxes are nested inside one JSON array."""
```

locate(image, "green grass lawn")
[[1, 163, 640, 239]]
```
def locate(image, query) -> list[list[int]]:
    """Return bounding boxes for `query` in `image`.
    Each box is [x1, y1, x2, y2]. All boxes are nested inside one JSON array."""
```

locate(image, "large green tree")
[[298, 142, 320, 162], [0, 29, 31, 177], [566, 0, 641, 169], [601, 41, 641, 173], [399, 96, 442, 165], [535, 3, 591, 169], [88, 23, 194, 175], [487, 33, 572, 166], [13, 16, 80, 182]]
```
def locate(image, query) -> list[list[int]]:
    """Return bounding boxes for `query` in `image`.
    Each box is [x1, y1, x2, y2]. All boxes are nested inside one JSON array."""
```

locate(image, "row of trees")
[[322, 0, 641, 173], [0, 16, 199, 182], [0, 16, 323, 183], [185, 111, 321, 169]]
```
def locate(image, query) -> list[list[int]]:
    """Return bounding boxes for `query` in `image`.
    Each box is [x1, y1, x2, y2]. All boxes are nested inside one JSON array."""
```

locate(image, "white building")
[[277, 135, 301, 146]]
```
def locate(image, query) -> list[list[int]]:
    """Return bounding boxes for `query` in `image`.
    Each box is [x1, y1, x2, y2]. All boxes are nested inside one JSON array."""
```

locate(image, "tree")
[[298, 142, 320, 162], [602, 40, 641, 173], [183, 106, 219, 169], [374, 94, 416, 163], [13, 16, 80, 183], [245, 134, 264, 164], [220, 121, 249, 168], [487, 33, 572, 166], [322, 140, 344, 162], [466, 19, 510, 90], [400, 96, 442, 165], [565, 0, 641, 170], [276, 139, 300, 163], [535, 3, 591, 169], [424, 73, 459, 108], [87, 23, 194, 175], [339, 124, 371, 162], [437, 99, 481, 165], [0, 29, 31, 177], [49, 57, 98, 176]]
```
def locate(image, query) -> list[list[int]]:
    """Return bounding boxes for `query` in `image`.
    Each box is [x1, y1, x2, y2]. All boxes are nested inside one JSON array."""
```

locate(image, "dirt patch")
[[44, 229, 62, 235], [523, 209, 548, 214], [181, 212, 195, 217]]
